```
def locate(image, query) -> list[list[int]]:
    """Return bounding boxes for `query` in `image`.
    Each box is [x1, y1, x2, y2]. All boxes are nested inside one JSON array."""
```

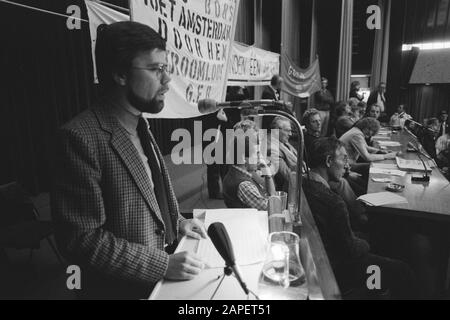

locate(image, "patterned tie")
[[137, 117, 175, 245]]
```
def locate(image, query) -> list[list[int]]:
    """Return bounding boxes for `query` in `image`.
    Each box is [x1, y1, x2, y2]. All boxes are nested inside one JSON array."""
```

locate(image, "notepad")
[[370, 167, 407, 177], [372, 163, 399, 170], [357, 192, 408, 206], [196, 209, 268, 269], [396, 157, 434, 172]]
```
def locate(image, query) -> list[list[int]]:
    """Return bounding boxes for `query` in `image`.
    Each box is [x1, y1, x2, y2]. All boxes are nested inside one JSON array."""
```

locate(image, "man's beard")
[[126, 88, 164, 114]]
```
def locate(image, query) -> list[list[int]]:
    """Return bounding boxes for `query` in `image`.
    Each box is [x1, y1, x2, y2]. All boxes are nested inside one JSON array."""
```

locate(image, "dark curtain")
[[404, 85, 450, 122], [0, 0, 199, 194], [315, 0, 341, 99], [234, 0, 254, 45], [387, 0, 450, 118]]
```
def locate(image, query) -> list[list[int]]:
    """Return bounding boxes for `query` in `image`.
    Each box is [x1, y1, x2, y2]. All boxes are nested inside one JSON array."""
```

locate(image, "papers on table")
[[372, 163, 398, 170], [196, 209, 268, 269], [357, 192, 408, 206], [376, 140, 402, 147], [371, 177, 392, 183], [369, 167, 407, 177], [396, 157, 434, 172]]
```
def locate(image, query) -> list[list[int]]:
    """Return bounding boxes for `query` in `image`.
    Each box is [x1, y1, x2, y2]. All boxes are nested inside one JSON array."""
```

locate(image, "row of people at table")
[[218, 113, 416, 298]]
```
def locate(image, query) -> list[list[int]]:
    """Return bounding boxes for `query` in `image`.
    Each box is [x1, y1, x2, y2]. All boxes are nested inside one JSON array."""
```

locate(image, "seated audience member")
[[436, 133, 450, 170], [419, 118, 440, 159], [268, 117, 297, 192], [347, 97, 360, 109], [303, 137, 416, 299], [302, 109, 322, 154], [340, 117, 396, 164], [333, 101, 353, 138], [222, 120, 276, 210], [281, 112, 368, 228], [366, 103, 381, 120], [389, 104, 412, 128]]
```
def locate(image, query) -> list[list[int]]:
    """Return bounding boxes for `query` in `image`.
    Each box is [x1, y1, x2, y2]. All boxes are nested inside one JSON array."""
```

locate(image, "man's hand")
[[384, 152, 398, 160], [165, 251, 206, 280], [179, 218, 207, 240], [348, 171, 362, 179]]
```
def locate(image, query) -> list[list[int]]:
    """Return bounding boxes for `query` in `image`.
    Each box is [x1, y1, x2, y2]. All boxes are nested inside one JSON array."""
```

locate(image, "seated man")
[[419, 118, 440, 160], [272, 114, 367, 229], [333, 102, 353, 138], [366, 104, 382, 120], [268, 117, 298, 192], [303, 137, 416, 299], [389, 104, 412, 128], [222, 120, 276, 210], [302, 109, 322, 159]]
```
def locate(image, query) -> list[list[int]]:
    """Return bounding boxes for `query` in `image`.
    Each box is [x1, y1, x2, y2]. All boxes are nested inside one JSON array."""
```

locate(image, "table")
[[368, 128, 450, 222], [368, 128, 450, 295], [149, 197, 341, 300]]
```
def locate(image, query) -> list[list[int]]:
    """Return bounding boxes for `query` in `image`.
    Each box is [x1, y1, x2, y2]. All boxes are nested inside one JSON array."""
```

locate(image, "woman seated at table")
[[435, 133, 450, 176], [339, 117, 396, 186], [339, 117, 397, 164]]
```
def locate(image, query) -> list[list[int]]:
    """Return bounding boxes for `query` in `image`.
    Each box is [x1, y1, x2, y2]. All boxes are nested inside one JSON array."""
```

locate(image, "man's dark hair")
[[309, 137, 344, 169], [95, 21, 166, 91], [271, 75, 281, 86]]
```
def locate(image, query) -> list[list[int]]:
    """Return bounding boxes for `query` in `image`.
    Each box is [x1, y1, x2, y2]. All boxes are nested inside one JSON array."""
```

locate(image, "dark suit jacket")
[[438, 121, 449, 137], [51, 100, 184, 299], [303, 179, 370, 268], [367, 90, 387, 108]]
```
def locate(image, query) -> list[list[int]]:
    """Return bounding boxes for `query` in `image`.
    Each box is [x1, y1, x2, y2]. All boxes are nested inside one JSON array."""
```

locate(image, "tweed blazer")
[[51, 100, 184, 298]]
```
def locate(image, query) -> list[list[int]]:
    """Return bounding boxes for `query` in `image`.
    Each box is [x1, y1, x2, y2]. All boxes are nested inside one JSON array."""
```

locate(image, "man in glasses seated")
[[303, 137, 416, 299]]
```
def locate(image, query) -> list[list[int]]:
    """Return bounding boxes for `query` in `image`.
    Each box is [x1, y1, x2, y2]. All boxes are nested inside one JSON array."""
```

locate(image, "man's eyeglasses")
[[131, 63, 168, 79]]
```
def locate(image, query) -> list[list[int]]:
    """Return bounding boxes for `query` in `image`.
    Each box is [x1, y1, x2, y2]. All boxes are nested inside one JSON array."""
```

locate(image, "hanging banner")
[[227, 42, 280, 86], [281, 54, 321, 98], [84, 0, 129, 83], [129, 0, 240, 118]]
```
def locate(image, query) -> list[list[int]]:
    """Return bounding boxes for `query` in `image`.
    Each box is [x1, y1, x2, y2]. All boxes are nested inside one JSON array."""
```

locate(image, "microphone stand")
[[201, 100, 305, 225], [209, 265, 260, 300], [408, 142, 431, 182], [256, 109, 306, 226], [411, 152, 430, 182]]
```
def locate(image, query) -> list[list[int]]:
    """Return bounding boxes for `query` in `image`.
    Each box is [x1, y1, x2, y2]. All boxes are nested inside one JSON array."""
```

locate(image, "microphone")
[[405, 119, 439, 133], [198, 99, 286, 114], [407, 141, 432, 182], [207, 222, 249, 295]]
